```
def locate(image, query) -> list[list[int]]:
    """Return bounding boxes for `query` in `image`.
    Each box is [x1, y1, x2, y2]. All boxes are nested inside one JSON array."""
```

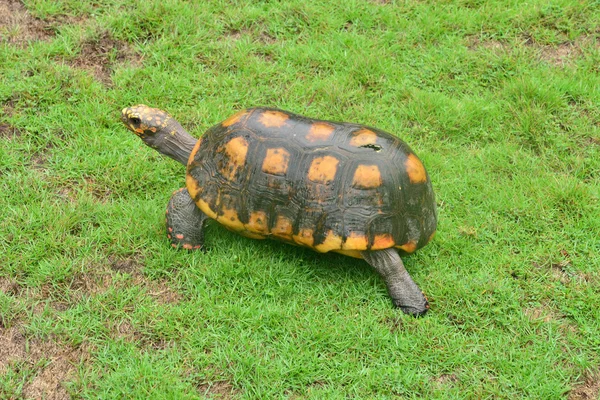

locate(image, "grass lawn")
[[1, 0, 599, 398]]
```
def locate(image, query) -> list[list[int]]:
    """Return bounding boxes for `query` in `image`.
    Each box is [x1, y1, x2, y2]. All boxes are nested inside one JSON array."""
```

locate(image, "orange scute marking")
[[196, 198, 217, 220], [186, 172, 202, 206], [259, 110, 289, 128], [222, 110, 248, 127], [314, 230, 343, 253], [352, 164, 382, 189], [405, 153, 427, 184], [187, 137, 203, 165], [245, 211, 269, 235], [176, 234, 184, 240], [262, 148, 290, 176], [183, 243, 193, 250], [218, 207, 245, 231], [398, 240, 418, 253], [371, 234, 395, 250], [219, 136, 249, 180], [293, 228, 314, 247], [271, 215, 293, 239], [306, 122, 335, 142], [349, 129, 378, 147], [307, 155, 339, 184], [342, 232, 369, 250]]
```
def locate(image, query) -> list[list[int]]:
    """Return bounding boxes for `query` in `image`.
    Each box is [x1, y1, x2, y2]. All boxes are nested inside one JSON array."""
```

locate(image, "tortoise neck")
[[161, 127, 198, 165], [146, 118, 197, 166]]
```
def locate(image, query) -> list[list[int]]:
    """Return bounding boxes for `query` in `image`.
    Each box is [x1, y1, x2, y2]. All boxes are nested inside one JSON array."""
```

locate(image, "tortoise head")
[[121, 104, 198, 166]]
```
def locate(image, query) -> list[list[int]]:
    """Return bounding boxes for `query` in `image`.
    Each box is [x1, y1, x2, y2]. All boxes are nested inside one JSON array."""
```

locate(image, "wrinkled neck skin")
[[143, 118, 197, 166]]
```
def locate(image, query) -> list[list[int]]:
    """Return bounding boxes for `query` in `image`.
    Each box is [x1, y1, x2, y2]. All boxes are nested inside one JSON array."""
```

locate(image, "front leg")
[[166, 188, 208, 250], [361, 248, 429, 316]]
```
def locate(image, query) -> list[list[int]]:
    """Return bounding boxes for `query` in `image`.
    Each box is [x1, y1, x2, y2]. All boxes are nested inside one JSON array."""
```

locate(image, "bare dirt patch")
[[62, 255, 182, 306], [381, 315, 404, 333], [224, 26, 276, 45], [197, 380, 238, 399], [466, 35, 509, 51], [524, 303, 561, 323], [54, 176, 113, 204], [0, 122, 22, 139], [1, 96, 17, 117], [467, 33, 598, 67], [569, 372, 600, 400], [0, 276, 21, 296], [539, 43, 581, 67], [433, 373, 459, 388], [71, 31, 141, 85], [0, 0, 54, 45], [0, 326, 88, 399]]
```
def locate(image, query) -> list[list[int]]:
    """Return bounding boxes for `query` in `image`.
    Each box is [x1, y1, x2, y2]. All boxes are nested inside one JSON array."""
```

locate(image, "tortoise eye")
[[130, 117, 141, 125]]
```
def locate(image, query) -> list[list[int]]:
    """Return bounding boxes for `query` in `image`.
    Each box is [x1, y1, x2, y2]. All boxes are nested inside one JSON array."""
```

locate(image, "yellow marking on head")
[[218, 207, 245, 231], [342, 232, 368, 250], [293, 228, 314, 247], [306, 122, 335, 142], [314, 230, 343, 253], [261, 148, 290, 176], [222, 110, 248, 127], [397, 240, 418, 253], [352, 164, 382, 189], [219, 136, 249, 180], [371, 234, 395, 250], [405, 154, 427, 184], [350, 129, 378, 147], [245, 211, 269, 235], [259, 110, 289, 128], [271, 215, 293, 240], [332, 249, 363, 259], [307, 155, 339, 184]]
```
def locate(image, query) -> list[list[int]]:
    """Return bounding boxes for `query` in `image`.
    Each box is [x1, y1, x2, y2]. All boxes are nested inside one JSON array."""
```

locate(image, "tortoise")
[[121, 105, 437, 315]]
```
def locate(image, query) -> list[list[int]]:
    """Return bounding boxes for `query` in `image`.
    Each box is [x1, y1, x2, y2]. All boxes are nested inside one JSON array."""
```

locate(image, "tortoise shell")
[[186, 108, 437, 258]]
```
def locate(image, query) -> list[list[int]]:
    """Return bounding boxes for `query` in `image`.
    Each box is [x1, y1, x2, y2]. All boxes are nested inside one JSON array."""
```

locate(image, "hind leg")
[[362, 248, 429, 316], [165, 188, 208, 250]]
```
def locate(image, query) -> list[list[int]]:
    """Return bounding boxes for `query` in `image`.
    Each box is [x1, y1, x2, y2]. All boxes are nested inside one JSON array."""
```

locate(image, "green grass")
[[1, 0, 599, 398]]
